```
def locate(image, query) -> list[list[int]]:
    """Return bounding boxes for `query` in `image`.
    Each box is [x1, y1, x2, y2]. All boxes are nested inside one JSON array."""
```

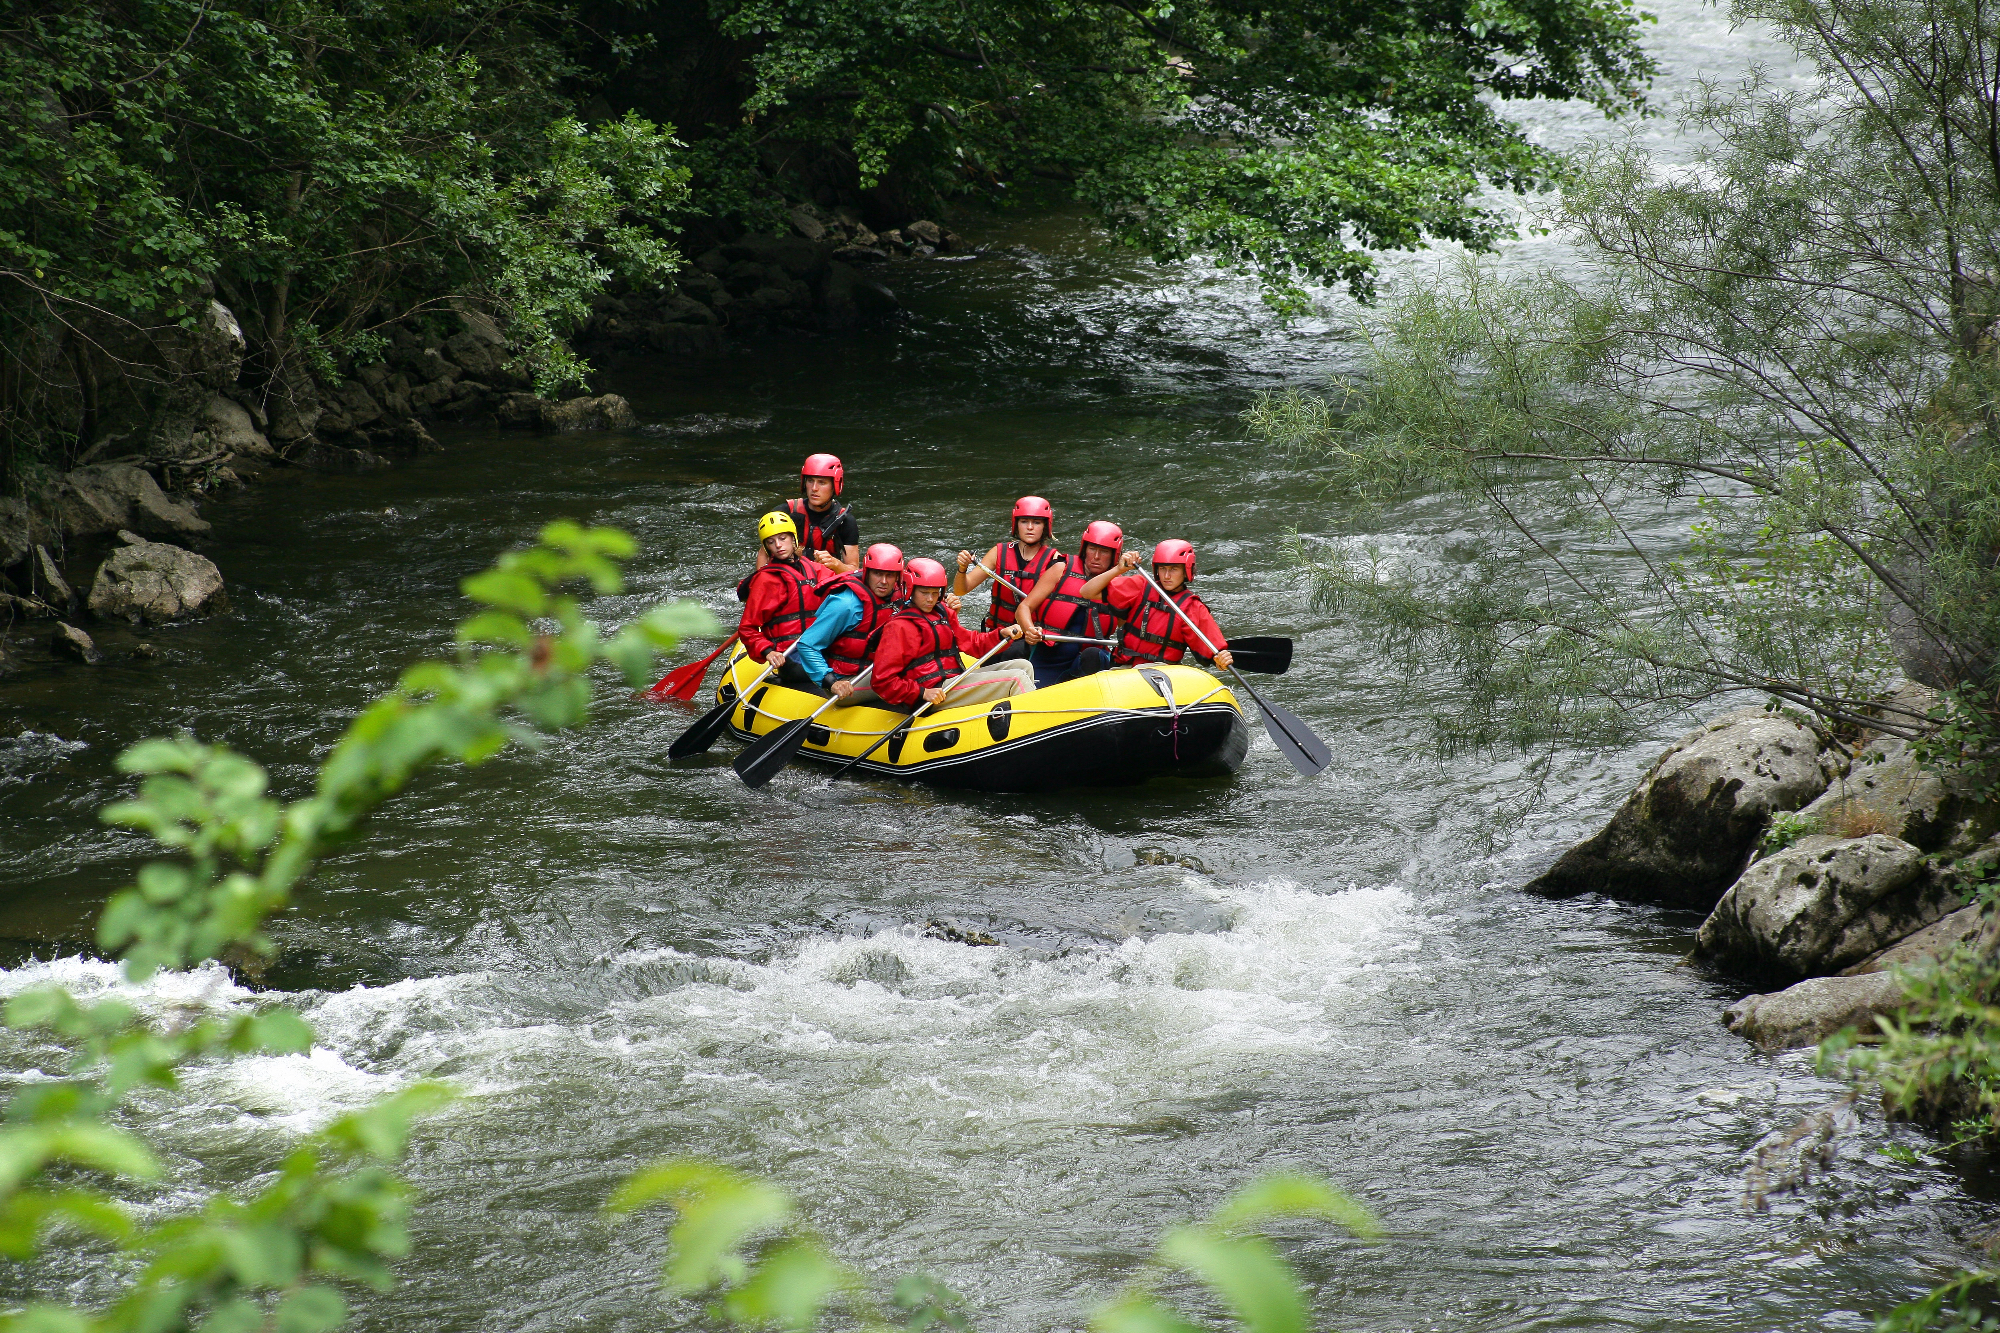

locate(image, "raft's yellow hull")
[[713, 649, 1249, 791]]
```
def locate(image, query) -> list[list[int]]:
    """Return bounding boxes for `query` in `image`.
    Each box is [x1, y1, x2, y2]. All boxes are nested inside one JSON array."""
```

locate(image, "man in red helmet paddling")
[[752, 454, 861, 582], [1081, 539, 1235, 671], [954, 496, 1063, 661], [738, 511, 833, 681], [867, 558, 1035, 711], [771, 542, 907, 696], [1019, 519, 1127, 687]]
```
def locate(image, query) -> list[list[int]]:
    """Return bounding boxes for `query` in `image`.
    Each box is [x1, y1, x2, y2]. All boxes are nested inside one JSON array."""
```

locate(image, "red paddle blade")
[[647, 641, 729, 700]]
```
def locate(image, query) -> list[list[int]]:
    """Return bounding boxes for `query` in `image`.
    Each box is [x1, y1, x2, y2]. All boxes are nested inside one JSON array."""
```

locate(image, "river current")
[[3, 4, 1992, 1329]]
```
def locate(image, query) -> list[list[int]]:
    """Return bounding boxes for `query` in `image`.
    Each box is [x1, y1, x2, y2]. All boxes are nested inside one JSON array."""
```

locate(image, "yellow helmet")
[[758, 510, 799, 543]]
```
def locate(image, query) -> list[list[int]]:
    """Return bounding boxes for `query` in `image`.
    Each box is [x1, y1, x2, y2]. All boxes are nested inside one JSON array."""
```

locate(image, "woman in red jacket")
[[853, 558, 1034, 710], [737, 511, 832, 685]]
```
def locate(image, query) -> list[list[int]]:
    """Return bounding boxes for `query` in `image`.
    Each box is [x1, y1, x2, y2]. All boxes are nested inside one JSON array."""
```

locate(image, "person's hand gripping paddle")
[[1133, 564, 1331, 778], [734, 667, 877, 788], [827, 635, 1018, 783]]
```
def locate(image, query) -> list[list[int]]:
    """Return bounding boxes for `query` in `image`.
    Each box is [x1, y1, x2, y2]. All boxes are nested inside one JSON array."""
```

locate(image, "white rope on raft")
[[791, 686, 1237, 742]]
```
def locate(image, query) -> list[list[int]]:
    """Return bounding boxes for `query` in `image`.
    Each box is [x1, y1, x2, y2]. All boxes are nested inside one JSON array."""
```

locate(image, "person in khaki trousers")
[[837, 558, 1033, 711]]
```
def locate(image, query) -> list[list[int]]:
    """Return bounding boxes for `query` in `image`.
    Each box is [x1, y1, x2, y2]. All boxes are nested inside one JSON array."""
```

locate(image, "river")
[[2, 3, 1992, 1329]]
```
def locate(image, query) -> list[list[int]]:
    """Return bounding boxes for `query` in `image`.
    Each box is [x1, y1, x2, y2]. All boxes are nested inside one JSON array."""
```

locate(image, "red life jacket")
[[887, 604, 964, 691], [788, 497, 853, 559], [745, 558, 825, 643], [1115, 584, 1211, 666], [820, 573, 898, 677], [984, 542, 1063, 631], [1037, 564, 1117, 640]]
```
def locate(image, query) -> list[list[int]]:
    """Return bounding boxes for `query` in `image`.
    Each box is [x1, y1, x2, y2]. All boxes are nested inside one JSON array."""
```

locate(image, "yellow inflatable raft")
[[713, 648, 1249, 791]]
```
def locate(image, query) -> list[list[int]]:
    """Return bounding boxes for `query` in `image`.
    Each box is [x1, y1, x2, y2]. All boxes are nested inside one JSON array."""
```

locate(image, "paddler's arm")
[[954, 544, 1000, 596], [870, 620, 925, 708], [786, 589, 862, 684], [1181, 597, 1233, 671], [1014, 559, 1067, 644], [1081, 551, 1144, 602]]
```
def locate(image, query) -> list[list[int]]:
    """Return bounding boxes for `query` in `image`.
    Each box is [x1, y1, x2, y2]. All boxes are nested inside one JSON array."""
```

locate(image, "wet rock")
[[88, 538, 227, 623], [820, 262, 899, 325], [788, 204, 828, 240], [32, 546, 75, 613], [1796, 734, 1999, 859], [721, 234, 825, 280], [0, 497, 30, 569], [51, 622, 101, 664], [1842, 902, 1996, 975], [925, 919, 999, 946], [1695, 833, 1949, 980], [201, 394, 273, 459], [660, 294, 718, 325], [293, 441, 389, 472], [1526, 707, 1836, 910], [832, 244, 889, 265], [51, 463, 210, 539], [506, 393, 638, 432], [1724, 971, 1910, 1051], [906, 219, 943, 247]]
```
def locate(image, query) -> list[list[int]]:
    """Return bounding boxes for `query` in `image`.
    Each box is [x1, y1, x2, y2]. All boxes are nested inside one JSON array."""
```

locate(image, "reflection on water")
[[1, 3, 1989, 1328]]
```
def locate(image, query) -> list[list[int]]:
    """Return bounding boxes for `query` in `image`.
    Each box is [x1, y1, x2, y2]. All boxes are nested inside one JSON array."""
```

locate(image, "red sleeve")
[[1105, 575, 1147, 613], [1176, 595, 1226, 659], [872, 619, 925, 707], [949, 607, 1002, 658], [737, 567, 784, 660]]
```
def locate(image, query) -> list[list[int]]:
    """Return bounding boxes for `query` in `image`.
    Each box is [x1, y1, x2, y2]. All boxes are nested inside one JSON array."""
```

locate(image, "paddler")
[[1079, 539, 1235, 671], [1018, 519, 1126, 687], [737, 511, 832, 687], [954, 496, 1063, 661], [772, 542, 906, 698], [859, 557, 1034, 711], [748, 453, 861, 589]]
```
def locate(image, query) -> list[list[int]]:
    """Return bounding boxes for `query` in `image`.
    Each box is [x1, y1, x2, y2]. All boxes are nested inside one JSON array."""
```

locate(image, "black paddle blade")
[[1228, 672, 1332, 777], [668, 697, 738, 759], [1226, 636, 1293, 675], [734, 717, 815, 788]]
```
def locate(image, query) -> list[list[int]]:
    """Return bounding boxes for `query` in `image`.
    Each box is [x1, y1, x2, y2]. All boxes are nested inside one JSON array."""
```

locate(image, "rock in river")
[[1526, 707, 1835, 910], [88, 539, 227, 624], [51, 622, 101, 664], [1723, 971, 1911, 1052], [1694, 833, 1955, 981]]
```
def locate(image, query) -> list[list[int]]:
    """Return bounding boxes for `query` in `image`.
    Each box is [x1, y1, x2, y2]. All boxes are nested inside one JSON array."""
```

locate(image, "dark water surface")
[[4, 7, 1995, 1329]]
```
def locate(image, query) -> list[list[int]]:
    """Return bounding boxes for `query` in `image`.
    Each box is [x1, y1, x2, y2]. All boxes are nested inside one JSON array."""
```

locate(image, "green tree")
[[0, 0, 687, 488], [1250, 0, 2000, 754], [586, 0, 1658, 310]]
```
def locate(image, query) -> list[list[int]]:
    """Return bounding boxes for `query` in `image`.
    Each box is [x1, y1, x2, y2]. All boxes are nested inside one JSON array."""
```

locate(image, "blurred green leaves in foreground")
[[607, 1159, 1376, 1333], [0, 521, 1371, 1332]]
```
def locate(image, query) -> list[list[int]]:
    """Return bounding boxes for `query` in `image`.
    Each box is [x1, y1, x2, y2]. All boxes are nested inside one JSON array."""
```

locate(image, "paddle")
[[1041, 633, 1117, 646], [827, 635, 1018, 784], [1133, 565, 1331, 778], [1224, 636, 1293, 676], [669, 658, 777, 760], [734, 667, 876, 788], [647, 635, 737, 701]]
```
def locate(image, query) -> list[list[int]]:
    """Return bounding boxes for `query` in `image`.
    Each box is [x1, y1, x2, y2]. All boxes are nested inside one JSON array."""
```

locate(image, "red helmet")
[[1152, 538, 1196, 580], [861, 542, 905, 573], [801, 453, 845, 496], [1012, 496, 1053, 528], [1079, 520, 1124, 559], [905, 557, 949, 589]]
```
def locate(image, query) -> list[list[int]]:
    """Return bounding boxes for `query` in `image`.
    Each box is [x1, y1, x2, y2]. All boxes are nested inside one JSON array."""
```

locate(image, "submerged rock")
[[88, 539, 226, 623], [1694, 833, 1953, 981], [1724, 971, 1910, 1051], [1526, 707, 1835, 910]]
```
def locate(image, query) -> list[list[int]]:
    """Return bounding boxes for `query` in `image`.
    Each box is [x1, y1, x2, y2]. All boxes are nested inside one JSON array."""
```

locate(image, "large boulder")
[[1694, 833, 1953, 980], [1723, 971, 1910, 1051], [1794, 734, 1999, 858], [0, 499, 31, 570], [49, 464, 209, 539], [1526, 707, 1836, 910], [200, 394, 273, 459], [88, 538, 227, 623]]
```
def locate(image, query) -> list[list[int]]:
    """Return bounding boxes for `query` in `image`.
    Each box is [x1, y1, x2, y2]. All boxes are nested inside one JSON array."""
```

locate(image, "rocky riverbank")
[[1529, 684, 2000, 1053], [0, 214, 947, 670]]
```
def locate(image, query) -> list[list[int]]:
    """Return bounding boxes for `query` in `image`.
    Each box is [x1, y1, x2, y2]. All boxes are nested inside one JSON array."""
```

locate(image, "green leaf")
[[605, 1158, 793, 1293], [1089, 1293, 1205, 1333], [221, 1223, 303, 1287], [721, 1237, 854, 1329], [322, 1084, 454, 1161], [246, 1010, 315, 1055], [1156, 1227, 1305, 1333], [1210, 1173, 1378, 1238], [273, 1284, 348, 1333]]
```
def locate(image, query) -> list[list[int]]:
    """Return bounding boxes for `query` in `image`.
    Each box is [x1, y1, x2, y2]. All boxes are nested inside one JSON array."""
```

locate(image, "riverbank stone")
[[1795, 735, 1999, 858], [1842, 903, 1995, 975], [88, 539, 227, 624], [51, 622, 101, 664], [50, 463, 210, 540], [1525, 707, 1835, 910], [1695, 833, 1951, 980], [1723, 971, 1910, 1051]]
